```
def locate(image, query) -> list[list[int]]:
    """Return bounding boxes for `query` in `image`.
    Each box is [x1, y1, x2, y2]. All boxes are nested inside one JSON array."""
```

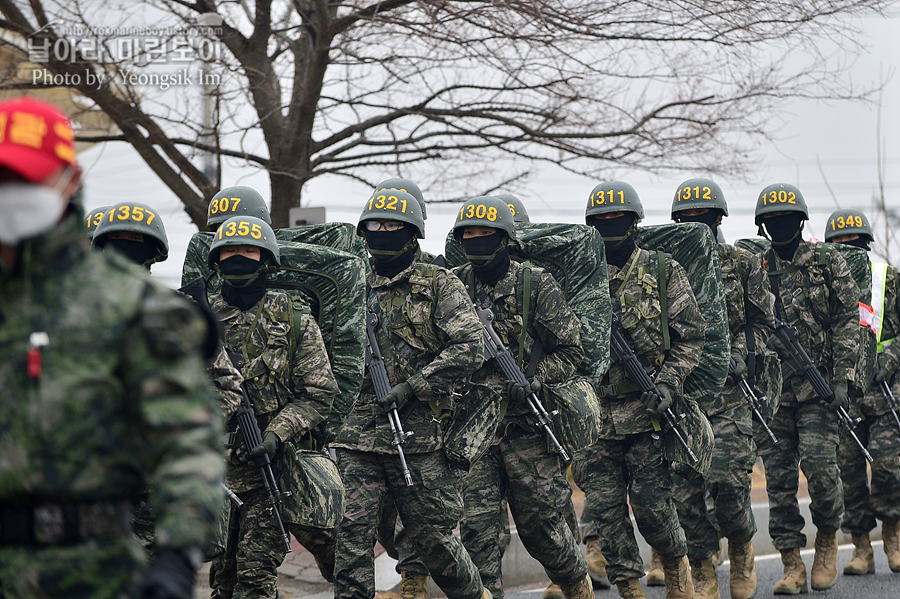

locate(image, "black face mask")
[[763, 213, 805, 260], [676, 210, 722, 234], [839, 237, 871, 250], [219, 255, 267, 311], [462, 232, 510, 286], [102, 238, 158, 268], [589, 214, 637, 268], [366, 228, 417, 278]]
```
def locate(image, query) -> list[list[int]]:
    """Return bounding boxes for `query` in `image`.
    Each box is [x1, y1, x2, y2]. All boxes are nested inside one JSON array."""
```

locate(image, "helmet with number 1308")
[[453, 196, 517, 241]]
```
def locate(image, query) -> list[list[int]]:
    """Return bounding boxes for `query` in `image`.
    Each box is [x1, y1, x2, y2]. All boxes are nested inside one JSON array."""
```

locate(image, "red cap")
[[0, 96, 76, 183]]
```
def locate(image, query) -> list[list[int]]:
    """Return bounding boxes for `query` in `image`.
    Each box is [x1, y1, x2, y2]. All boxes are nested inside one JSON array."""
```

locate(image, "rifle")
[[879, 380, 900, 433], [365, 310, 414, 486], [773, 319, 873, 463], [222, 483, 244, 508], [223, 345, 294, 553], [729, 358, 778, 444], [609, 312, 698, 463], [476, 307, 570, 462]]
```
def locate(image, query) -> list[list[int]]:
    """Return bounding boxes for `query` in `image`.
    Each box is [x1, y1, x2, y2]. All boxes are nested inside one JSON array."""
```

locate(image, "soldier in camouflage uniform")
[[753, 184, 860, 593], [0, 96, 224, 599], [451, 197, 593, 599], [823, 208, 900, 576], [207, 215, 339, 599], [671, 179, 776, 599], [575, 181, 704, 599], [332, 191, 490, 599]]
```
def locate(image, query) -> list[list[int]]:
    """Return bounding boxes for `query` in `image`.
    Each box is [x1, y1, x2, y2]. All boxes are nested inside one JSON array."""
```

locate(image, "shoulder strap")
[[517, 262, 542, 368], [656, 250, 670, 351]]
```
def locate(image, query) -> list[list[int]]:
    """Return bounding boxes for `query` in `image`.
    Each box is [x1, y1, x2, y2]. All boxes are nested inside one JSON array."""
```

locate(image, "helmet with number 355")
[[208, 215, 280, 268], [207, 186, 271, 231], [453, 196, 517, 241], [357, 189, 425, 239], [823, 208, 873, 243], [92, 201, 169, 264], [754, 183, 808, 224]]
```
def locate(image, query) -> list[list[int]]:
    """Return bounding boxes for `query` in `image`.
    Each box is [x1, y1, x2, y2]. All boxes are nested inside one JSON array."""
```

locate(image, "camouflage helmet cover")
[[823, 208, 874, 243], [92, 201, 169, 262], [671, 178, 728, 218], [208, 215, 280, 267], [453, 196, 517, 241], [207, 185, 271, 229], [755, 183, 808, 224], [358, 189, 425, 238], [585, 181, 644, 221], [375, 178, 427, 220], [496, 194, 530, 223]]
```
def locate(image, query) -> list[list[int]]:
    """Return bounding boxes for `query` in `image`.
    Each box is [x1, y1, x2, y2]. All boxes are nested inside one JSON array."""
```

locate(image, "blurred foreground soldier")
[[84, 204, 110, 237], [207, 215, 338, 599], [0, 96, 225, 598], [754, 184, 860, 593], [452, 197, 592, 599], [576, 181, 704, 599], [672, 179, 775, 599], [824, 208, 900, 576], [332, 191, 490, 599]]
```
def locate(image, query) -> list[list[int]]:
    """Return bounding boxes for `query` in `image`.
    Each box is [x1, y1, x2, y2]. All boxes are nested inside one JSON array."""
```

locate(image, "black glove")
[[771, 333, 788, 359], [381, 381, 414, 412], [728, 352, 747, 383], [250, 431, 280, 460], [874, 356, 896, 385], [134, 547, 199, 599], [641, 383, 674, 417], [831, 380, 850, 412], [506, 376, 541, 404]]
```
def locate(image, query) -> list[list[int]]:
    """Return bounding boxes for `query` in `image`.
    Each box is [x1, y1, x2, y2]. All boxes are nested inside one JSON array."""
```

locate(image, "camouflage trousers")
[[393, 495, 513, 577], [333, 449, 484, 599], [756, 394, 842, 550], [672, 405, 757, 562], [573, 431, 687, 584], [838, 402, 900, 534], [461, 425, 586, 599], [0, 538, 146, 599], [209, 486, 289, 599], [289, 523, 335, 581]]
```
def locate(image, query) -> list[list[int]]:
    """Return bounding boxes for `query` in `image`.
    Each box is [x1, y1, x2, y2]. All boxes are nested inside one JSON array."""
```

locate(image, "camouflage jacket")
[[765, 241, 860, 402], [0, 213, 224, 551], [713, 243, 775, 416], [332, 260, 484, 454], [860, 261, 900, 415], [212, 290, 337, 492], [209, 344, 244, 421], [456, 261, 584, 421], [603, 246, 706, 436]]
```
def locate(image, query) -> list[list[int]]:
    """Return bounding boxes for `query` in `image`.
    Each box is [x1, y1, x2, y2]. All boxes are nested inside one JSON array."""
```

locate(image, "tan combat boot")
[[773, 548, 807, 595], [659, 555, 693, 599], [560, 574, 595, 599], [689, 558, 720, 599], [711, 534, 725, 568], [585, 538, 611, 588], [645, 548, 665, 586], [398, 571, 430, 599], [810, 530, 838, 590], [728, 540, 758, 599], [543, 583, 564, 599], [884, 520, 900, 573], [843, 533, 875, 575], [615, 579, 647, 599]]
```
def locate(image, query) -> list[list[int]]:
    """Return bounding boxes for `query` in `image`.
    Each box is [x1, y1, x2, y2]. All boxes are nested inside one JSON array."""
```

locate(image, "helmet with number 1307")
[[206, 186, 271, 231]]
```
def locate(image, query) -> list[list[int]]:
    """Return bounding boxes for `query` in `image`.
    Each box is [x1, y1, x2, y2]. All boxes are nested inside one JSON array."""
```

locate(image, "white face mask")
[[0, 180, 68, 246]]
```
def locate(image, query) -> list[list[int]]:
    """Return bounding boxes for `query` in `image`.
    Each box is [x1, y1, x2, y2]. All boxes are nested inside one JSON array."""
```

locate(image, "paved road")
[[503, 542, 900, 599]]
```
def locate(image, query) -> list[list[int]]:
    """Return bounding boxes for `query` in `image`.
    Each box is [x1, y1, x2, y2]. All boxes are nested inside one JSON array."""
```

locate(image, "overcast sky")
[[78, 11, 900, 289]]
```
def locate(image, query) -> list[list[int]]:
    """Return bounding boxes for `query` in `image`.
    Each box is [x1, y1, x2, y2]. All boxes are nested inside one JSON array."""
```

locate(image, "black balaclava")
[[219, 254, 268, 311], [675, 210, 723, 235], [365, 226, 417, 279], [763, 213, 805, 261], [839, 237, 871, 250], [590, 213, 637, 268], [462, 231, 510, 287], [100, 238, 158, 269]]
